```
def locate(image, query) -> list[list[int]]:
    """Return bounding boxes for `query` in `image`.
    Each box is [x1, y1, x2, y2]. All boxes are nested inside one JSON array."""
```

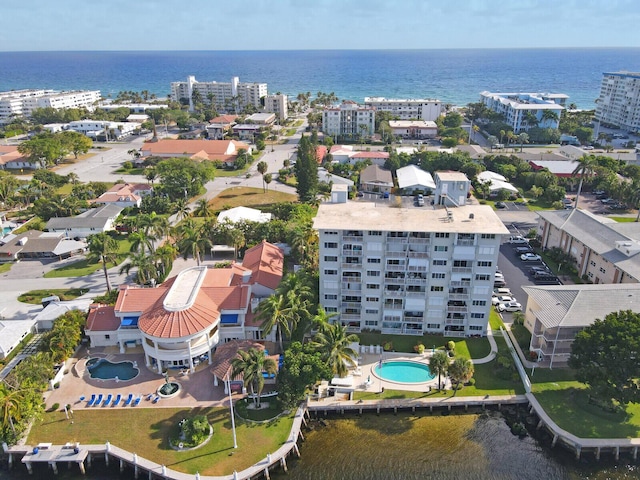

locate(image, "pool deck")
[[44, 346, 233, 411]]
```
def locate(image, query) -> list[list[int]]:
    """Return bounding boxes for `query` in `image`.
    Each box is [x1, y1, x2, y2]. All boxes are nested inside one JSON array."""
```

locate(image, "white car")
[[492, 295, 515, 306], [497, 301, 523, 312], [507, 235, 528, 244], [520, 253, 542, 261]]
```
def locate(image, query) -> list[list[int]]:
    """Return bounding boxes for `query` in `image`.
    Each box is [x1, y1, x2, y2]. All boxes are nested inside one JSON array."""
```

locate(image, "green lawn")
[[611, 216, 638, 223], [510, 323, 531, 351], [489, 310, 505, 330], [209, 187, 297, 212], [28, 407, 294, 476], [356, 332, 490, 360], [18, 288, 89, 304], [115, 167, 145, 175], [0, 262, 12, 274], [45, 236, 131, 278]]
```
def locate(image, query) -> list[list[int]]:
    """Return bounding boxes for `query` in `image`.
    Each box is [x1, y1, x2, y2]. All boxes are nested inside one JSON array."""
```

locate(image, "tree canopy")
[[568, 310, 640, 407]]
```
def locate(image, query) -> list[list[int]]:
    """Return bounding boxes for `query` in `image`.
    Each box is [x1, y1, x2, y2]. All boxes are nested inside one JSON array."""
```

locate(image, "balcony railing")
[[386, 264, 407, 271], [405, 278, 427, 285], [405, 291, 425, 298], [341, 262, 362, 269], [341, 277, 362, 283], [455, 239, 475, 246], [450, 280, 471, 287], [448, 293, 469, 300], [447, 306, 468, 313], [342, 249, 362, 256], [407, 251, 429, 258], [407, 265, 427, 272], [342, 235, 363, 242], [384, 290, 405, 297], [340, 313, 360, 320], [341, 283, 362, 291], [383, 303, 404, 310], [408, 237, 430, 244], [452, 266, 473, 273], [384, 277, 405, 285]]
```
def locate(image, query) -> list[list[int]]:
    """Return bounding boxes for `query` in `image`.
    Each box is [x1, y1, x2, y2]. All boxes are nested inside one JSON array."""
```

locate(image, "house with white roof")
[[85, 241, 284, 372], [217, 206, 272, 224], [0, 231, 86, 263], [396, 165, 436, 194], [45, 204, 123, 238], [522, 283, 640, 367], [538, 208, 640, 284], [476, 171, 518, 195], [0, 320, 37, 360], [318, 167, 354, 188], [388, 120, 438, 139], [33, 298, 94, 331], [434, 171, 470, 207]]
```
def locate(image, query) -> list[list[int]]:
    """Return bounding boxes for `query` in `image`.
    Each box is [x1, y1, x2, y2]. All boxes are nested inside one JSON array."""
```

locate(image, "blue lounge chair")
[[95, 394, 103, 406], [103, 394, 112, 407], [133, 396, 141, 406], [152, 395, 160, 404], [112, 394, 121, 406], [146, 393, 154, 401], [123, 393, 133, 406], [86, 394, 96, 407]]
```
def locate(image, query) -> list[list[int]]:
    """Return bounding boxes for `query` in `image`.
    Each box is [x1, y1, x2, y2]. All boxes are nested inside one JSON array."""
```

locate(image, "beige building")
[[314, 193, 508, 337], [264, 94, 288, 121], [171, 76, 267, 113], [522, 284, 640, 367], [538, 209, 640, 284]]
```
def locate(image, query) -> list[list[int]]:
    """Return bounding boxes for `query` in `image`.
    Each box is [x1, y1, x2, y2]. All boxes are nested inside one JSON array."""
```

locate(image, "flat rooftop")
[[313, 202, 509, 235]]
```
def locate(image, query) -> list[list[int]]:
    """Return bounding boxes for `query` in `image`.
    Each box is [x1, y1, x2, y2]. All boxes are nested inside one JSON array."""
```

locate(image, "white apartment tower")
[[264, 93, 288, 121], [322, 101, 375, 138], [0, 89, 101, 125], [313, 187, 508, 337], [171, 76, 267, 113], [595, 71, 640, 132], [479, 92, 566, 133], [364, 97, 444, 121]]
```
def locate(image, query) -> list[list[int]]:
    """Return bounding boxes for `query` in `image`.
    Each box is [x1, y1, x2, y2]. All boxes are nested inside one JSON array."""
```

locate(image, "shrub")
[[383, 341, 394, 351], [466, 378, 476, 386], [122, 161, 133, 170], [49, 403, 60, 412], [445, 341, 455, 351], [414, 343, 425, 354]]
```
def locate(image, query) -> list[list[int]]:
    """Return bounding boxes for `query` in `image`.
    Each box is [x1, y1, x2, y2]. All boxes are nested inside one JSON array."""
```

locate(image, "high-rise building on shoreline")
[[364, 97, 444, 122], [0, 89, 101, 125], [479, 92, 566, 133], [595, 71, 640, 132], [170, 76, 267, 113]]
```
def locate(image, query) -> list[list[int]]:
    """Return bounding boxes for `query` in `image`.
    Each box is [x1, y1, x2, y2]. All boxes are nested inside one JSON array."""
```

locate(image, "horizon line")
[[1, 46, 639, 54]]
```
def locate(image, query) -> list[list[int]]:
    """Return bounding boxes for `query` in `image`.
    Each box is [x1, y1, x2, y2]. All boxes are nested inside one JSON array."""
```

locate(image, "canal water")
[[1, 411, 637, 480]]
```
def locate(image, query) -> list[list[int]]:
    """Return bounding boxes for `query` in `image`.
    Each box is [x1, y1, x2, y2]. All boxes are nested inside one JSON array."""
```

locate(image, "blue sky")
[[2, 0, 639, 51]]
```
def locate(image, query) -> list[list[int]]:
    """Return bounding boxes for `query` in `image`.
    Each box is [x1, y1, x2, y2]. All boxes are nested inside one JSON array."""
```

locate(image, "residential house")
[[232, 124, 263, 141], [90, 183, 152, 209], [396, 165, 436, 194], [0, 319, 37, 360], [85, 241, 284, 372], [359, 165, 393, 194], [140, 139, 251, 167], [434, 171, 471, 207], [0, 145, 43, 170], [314, 188, 508, 336], [0, 231, 86, 263], [206, 115, 238, 140], [476, 171, 518, 196], [349, 151, 390, 167], [246, 113, 276, 126], [538, 208, 640, 284], [217, 206, 272, 225], [45, 204, 123, 239], [67, 120, 139, 140], [522, 284, 640, 367]]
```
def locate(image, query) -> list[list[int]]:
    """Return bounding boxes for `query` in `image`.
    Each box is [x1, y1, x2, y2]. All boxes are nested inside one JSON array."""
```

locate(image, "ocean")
[[1, 48, 640, 108]]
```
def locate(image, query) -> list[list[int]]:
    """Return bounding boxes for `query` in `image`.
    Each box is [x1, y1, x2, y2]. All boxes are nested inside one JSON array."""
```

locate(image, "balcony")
[[447, 306, 468, 313], [386, 236, 408, 244], [342, 235, 363, 242], [455, 239, 475, 246], [383, 303, 404, 310], [341, 276, 362, 283], [384, 290, 405, 298], [386, 264, 407, 272], [341, 282, 362, 291], [342, 249, 362, 256], [384, 277, 405, 285], [407, 251, 429, 258], [408, 237, 430, 244], [405, 277, 427, 285], [405, 291, 425, 298], [341, 262, 362, 269], [407, 265, 427, 272], [340, 313, 361, 320], [445, 319, 465, 325], [341, 301, 362, 308], [452, 266, 472, 273], [450, 280, 471, 287]]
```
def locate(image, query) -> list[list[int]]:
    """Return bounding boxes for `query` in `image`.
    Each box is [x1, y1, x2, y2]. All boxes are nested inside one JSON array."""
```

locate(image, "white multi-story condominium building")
[[313, 188, 508, 337], [364, 97, 444, 121], [264, 93, 288, 121], [595, 71, 640, 132], [538, 208, 640, 284], [171, 76, 267, 112], [67, 120, 139, 140], [479, 92, 566, 133], [0, 89, 101, 124], [322, 101, 375, 138]]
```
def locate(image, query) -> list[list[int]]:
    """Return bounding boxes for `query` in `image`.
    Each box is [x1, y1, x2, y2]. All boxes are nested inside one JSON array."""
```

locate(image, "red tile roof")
[[115, 285, 165, 313], [86, 305, 120, 331], [141, 139, 249, 162], [241, 240, 284, 290], [209, 115, 238, 125], [315, 145, 327, 164], [351, 151, 390, 159]]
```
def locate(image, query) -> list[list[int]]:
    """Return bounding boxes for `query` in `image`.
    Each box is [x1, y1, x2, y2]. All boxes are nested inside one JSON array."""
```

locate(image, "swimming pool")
[[86, 358, 139, 381], [374, 360, 435, 383]]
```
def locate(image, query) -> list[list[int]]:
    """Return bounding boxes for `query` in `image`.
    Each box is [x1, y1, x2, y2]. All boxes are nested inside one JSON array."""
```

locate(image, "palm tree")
[[522, 111, 539, 130], [174, 198, 191, 221], [572, 154, 598, 209], [87, 233, 119, 293], [194, 198, 212, 218], [231, 348, 277, 408], [448, 357, 474, 396], [154, 243, 178, 282], [128, 230, 156, 255], [0, 383, 25, 435], [517, 132, 529, 152], [541, 109, 559, 126], [176, 223, 211, 266], [119, 251, 157, 285], [278, 273, 313, 341], [257, 294, 292, 352], [428, 351, 449, 390], [311, 321, 359, 378], [257, 161, 268, 192]]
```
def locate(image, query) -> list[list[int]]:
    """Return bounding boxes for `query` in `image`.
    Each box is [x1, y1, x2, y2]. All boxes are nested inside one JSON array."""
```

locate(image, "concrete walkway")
[[471, 324, 498, 365]]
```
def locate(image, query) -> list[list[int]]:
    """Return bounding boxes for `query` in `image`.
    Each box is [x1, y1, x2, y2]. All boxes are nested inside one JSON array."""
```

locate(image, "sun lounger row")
[[86, 393, 143, 407]]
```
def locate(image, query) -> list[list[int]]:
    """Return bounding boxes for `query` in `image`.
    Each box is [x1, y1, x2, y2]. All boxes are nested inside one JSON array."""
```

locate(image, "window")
[[432, 272, 446, 279], [477, 261, 492, 267], [469, 325, 483, 331], [368, 258, 381, 264], [368, 231, 382, 236], [324, 294, 338, 300], [324, 269, 337, 275], [480, 234, 496, 239], [366, 296, 379, 302], [471, 313, 485, 319], [434, 246, 448, 252], [590, 260, 596, 267], [435, 233, 450, 238], [478, 247, 495, 255], [599, 267, 606, 274], [426, 323, 440, 329], [367, 270, 381, 277], [365, 309, 379, 315], [433, 259, 447, 266], [431, 286, 444, 292], [326, 307, 338, 313], [324, 242, 338, 248], [366, 283, 380, 290], [105, 334, 110, 339], [365, 320, 378, 326], [324, 256, 338, 262], [472, 300, 487, 306], [475, 274, 490, 281]]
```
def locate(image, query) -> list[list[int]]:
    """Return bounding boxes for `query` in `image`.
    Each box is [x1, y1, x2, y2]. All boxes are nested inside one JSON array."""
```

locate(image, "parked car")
[[492, 295, 516, 306], [520, 253, 542, 261], [534, 276, 562, 285], [515, 246, 534, 254], [528, 266, 551, 275], [507, 235, 529, 244], [493, 287, 512, 296], [583, 145, 594, 150], [493, 279, 507, 288], [497, 301, 523, 312], [495, 202, 506, 209]]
